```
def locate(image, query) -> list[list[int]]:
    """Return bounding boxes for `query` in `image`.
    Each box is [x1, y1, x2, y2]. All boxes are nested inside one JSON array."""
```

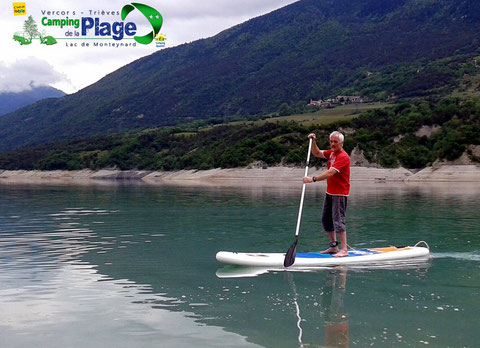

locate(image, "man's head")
[[329, 131, 344, 152]]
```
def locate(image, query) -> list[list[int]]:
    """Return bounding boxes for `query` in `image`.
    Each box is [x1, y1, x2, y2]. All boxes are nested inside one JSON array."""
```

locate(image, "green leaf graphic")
[[121, 2, 163, 45], [121, 4, 135, 19]]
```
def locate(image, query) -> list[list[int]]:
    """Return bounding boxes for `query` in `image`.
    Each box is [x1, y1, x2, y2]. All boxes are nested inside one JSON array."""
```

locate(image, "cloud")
[[0, 58, 70, 93], [162, 0, 297, 43], [161, 0, 296, 19]]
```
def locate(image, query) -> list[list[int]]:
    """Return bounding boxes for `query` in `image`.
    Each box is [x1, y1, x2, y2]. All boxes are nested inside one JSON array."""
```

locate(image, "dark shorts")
[[322, 194, 348, 233]]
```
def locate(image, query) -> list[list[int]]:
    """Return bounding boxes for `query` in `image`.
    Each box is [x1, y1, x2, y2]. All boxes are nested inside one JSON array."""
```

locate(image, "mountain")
[[0, 85, 65, 117], [1, 0, 480, 152]]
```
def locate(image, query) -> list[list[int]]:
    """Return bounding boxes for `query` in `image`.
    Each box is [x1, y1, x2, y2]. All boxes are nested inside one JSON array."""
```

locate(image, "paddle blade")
[[283, 237, 298, 267]]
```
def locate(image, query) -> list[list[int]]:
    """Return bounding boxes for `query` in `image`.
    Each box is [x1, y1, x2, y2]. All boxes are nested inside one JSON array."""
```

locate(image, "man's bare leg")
[[321, 231, 339, 254], [333, 231, 348, 257]]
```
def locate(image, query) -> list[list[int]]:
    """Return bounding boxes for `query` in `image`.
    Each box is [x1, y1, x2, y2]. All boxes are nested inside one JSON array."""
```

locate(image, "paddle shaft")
[[284, 137, 314, 267], [294, 137, 313, 237]]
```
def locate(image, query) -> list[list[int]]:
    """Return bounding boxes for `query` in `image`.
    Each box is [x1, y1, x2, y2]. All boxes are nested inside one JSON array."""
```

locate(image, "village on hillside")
[[308, 95, 365, 108]]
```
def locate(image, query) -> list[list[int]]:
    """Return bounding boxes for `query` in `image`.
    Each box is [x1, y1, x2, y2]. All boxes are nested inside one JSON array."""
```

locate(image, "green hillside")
[[1, 0, 480, 152], [1, 99, 478, 171]]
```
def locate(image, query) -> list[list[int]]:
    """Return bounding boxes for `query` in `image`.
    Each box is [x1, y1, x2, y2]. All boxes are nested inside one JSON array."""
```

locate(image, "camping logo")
[[13, 15, 57, 45], [12, 2, 164, 47], [13, 2, 26, 16]]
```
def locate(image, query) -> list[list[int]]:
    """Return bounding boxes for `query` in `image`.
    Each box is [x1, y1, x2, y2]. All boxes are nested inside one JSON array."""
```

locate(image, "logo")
[[13, 2, 26, 16], [155, 33, 167, 47], [12, 2, 165, 48]]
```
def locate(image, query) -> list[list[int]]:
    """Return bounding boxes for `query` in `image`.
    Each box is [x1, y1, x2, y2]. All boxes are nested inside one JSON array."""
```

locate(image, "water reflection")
[[321, 268, 349, 348], [217, 261, 431, 348], [1, 184, 478, 347], [2, 261, 261, 347], [0, 205, 261, 347], [287, 268, 349, 348]]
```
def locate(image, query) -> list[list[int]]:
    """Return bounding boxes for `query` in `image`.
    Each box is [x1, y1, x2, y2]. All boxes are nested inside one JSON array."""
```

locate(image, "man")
[[302, 131, 351, 257]]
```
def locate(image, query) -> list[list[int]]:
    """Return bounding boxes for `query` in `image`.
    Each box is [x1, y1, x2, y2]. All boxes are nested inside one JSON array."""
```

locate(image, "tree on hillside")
[[23, 16, 39, 43]]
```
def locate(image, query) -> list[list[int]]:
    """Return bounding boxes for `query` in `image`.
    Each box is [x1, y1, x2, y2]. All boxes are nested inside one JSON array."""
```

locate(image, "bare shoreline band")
[[0, 165, 479, 186]]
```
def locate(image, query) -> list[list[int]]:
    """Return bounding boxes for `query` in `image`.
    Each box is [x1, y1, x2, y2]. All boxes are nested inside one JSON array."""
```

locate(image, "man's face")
[[330, 135, 343, 152]]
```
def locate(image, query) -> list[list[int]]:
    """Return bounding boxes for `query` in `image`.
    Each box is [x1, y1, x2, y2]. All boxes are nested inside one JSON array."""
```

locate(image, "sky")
[[1, 0, 298, 94]]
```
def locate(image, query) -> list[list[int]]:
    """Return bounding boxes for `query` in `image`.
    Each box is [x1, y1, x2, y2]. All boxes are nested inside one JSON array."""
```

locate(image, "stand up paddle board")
[[216, 241, 430, 267]]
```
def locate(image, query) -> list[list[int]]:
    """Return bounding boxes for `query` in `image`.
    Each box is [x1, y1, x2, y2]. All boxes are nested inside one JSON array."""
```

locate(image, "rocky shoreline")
[[0, 164, 479, 186]]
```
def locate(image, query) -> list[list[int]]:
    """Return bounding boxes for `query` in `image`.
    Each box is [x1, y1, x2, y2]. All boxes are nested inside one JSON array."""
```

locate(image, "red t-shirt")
[[322, 149, 350, 196]]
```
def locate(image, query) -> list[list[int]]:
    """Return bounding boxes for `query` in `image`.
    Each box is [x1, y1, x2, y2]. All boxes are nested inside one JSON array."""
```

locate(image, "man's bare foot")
[[332, 250, 349, 257], [321, 247, 339, 254]]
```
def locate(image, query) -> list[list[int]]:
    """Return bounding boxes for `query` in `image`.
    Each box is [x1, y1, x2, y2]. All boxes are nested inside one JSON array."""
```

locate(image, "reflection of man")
[[323, 267, 349, 347]]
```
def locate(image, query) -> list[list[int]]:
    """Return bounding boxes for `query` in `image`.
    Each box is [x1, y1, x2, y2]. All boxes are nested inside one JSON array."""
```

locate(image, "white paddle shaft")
[[294, 137, 313, 237]]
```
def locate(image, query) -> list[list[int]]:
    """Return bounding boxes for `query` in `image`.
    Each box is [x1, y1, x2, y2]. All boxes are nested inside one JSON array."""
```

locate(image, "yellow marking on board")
[[370, 246, 410, 252]]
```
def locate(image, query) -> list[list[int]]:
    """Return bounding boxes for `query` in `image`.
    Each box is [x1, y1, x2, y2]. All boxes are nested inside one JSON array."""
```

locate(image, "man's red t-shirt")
[[322, 149, 350, 196]]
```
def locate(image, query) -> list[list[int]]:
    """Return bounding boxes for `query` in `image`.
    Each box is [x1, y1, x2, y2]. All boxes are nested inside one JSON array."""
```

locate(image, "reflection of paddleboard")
[[216, 258, 431, 278], [216, 241, 431, 268]]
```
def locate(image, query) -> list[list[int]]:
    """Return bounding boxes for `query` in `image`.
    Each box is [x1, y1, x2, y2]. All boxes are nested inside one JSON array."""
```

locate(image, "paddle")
[[284, 137, 313, 267]]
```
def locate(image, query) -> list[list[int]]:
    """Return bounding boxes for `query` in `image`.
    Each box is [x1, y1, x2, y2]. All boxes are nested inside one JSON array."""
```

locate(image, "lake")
[[0, 181, 479, 347]]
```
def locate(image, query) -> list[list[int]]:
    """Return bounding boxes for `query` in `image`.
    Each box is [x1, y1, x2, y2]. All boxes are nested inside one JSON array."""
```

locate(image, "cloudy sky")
[[1, 0, 298, 94]]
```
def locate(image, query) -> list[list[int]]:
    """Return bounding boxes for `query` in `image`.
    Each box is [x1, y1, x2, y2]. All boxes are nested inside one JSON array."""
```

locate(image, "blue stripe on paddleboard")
[[296, 249, 380, 258]]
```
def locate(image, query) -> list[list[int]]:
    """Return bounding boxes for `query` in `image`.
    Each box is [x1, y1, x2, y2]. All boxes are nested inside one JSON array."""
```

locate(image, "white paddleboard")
[[216, 241, 431, 268]]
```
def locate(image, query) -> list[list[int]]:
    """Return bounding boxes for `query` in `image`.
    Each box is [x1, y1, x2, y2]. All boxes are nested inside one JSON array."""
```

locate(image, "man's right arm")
[[308, 133, 326, 158]]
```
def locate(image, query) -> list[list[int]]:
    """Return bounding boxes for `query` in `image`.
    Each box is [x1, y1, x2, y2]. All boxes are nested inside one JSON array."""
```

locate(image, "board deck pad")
[[296, 249, 380, 258]]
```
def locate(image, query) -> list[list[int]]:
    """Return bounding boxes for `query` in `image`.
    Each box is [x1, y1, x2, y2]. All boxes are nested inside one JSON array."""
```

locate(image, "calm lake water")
[[0, 181, 479, 347]]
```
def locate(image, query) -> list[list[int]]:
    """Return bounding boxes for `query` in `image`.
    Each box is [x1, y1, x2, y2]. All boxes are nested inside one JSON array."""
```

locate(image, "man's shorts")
[[322, 194, 348, 233]]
